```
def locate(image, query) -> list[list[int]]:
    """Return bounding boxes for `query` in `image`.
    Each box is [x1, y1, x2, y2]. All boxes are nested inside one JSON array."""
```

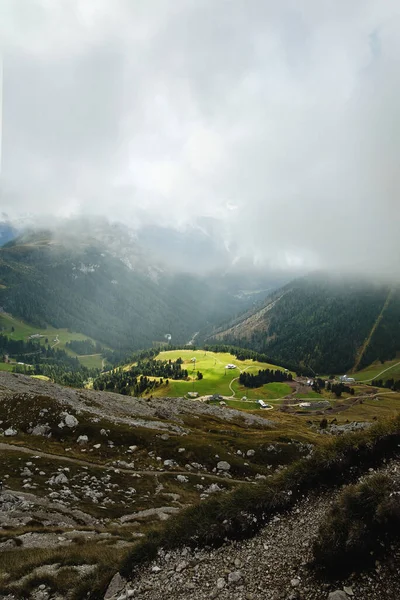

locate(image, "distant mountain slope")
[[210, 274, 400, 374], [0, 228, 277, 353], [0, 222, 17, 246]]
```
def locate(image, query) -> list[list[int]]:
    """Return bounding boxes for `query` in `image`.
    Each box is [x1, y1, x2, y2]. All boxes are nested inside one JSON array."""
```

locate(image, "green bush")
[[312, 472, 400, 576]]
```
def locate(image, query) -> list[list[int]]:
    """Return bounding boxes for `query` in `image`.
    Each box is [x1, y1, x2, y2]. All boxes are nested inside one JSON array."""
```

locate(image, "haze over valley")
[[1, 2, 400, 600]]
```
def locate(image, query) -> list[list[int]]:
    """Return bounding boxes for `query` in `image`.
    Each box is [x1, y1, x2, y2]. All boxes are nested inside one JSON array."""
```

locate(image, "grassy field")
[[351, 358, 400, 382], [0, 362, 15, 372], [78, 354, 104, 369], [143, 349, 293, 400], [231, 380, 292, 400], [0, 313, 103, 368], [295, 391, 322, 399], [329, 391, 400, 423]]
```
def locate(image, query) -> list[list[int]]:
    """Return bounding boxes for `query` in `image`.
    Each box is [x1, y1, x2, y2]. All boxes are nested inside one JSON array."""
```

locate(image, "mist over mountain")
[[0, 220, 289, 355], [1, 1, 400, 275], [210, 272, 400, 374]]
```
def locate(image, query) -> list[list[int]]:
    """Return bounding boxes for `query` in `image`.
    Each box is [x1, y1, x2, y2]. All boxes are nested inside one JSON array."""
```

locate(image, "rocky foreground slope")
[[106, 460, 400, 600], [0, 372, 399, 599]]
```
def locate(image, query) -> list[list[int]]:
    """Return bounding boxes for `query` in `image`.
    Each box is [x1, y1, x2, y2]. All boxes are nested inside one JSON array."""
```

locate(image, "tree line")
[[93, 357, 188, 395], [372, 378, 400, 391], [239, 368, 292, 388]]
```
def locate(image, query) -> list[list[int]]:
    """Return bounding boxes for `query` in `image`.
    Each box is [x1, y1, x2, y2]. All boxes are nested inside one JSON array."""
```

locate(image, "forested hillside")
[[0, 232, 254, 352], [210, 274, 400, 374]]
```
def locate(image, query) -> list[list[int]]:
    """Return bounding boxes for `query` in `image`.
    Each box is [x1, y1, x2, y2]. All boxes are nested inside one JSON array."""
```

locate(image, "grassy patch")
[[0, 362, 15, 372], [295, 391, 322, 400], [0, 542, 128, 599], [78, 355, 103, 369], [0, 313, 104, 364], [352, 357, 400, 382], [131, 350, 292, 399]]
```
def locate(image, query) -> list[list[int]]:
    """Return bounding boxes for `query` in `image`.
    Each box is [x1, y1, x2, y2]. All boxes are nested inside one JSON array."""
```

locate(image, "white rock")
[[178, 448, 186, 453], [343, 587, 354, 597], [246, 449, 255, 457], [54, 473, 69, 485], [129, 445, 138, 452], [64, 414, 78, 428], [176, 475, 189, 483], [4, 428, 17, 436], [291, 578, 300, 587], [217, 461, 231, 472], [77, 435, 89, 445], [93, 443, 101, 449]]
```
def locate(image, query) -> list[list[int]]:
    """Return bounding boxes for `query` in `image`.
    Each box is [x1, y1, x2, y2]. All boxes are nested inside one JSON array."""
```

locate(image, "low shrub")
[[312, 472, 400, 576]]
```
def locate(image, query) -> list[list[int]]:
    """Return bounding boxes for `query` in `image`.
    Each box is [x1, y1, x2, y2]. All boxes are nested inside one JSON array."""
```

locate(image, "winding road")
[[357, 361, 400, 383]]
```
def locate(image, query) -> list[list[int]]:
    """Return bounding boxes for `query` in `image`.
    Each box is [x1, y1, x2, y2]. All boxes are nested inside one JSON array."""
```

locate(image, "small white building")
[[225, 364, 237, 369], [340, 375, 355, 384]]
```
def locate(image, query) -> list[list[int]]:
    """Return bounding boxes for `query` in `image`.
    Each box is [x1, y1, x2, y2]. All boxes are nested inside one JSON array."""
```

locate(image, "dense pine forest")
[[93, 357, 188, 396], [0, 234, 256, 353], [211, 276, 400, 374], [239, 368, 292, 388]]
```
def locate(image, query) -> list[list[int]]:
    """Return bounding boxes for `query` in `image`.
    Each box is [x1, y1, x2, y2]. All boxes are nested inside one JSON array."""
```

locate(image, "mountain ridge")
[[209, 273, 400, 374]]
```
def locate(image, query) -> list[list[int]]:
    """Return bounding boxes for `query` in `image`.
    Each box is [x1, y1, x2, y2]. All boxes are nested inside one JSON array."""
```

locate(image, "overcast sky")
[[0, 1, 399, 273]]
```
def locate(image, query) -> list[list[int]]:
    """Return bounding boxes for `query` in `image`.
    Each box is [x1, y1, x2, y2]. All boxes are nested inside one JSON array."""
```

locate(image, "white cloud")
[[0, 0, 400, 273]]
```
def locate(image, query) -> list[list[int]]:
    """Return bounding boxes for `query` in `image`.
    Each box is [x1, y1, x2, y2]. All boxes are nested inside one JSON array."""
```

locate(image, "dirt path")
[[50, 335, 59, 349], [0, 442, 245, 484], [357, 360, 400, 383], [227, 366, 250, 399], [353, 288, 393, 372], [186, 331, 200, 346]]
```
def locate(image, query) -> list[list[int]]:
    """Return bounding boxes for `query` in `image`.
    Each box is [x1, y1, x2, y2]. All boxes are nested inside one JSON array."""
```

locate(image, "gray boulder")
[[4, 427, 17, 436], [104, 572, 126, 599], [77, 435, 89, 445], [64, 414, 78, 428], [228, 571, 242, 585], [31, 424, 51, 436], [217, 461, 231, 471]]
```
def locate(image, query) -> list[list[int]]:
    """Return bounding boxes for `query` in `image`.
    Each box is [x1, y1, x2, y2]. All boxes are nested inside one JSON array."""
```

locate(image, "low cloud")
[[1, 1, 399, 274]]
